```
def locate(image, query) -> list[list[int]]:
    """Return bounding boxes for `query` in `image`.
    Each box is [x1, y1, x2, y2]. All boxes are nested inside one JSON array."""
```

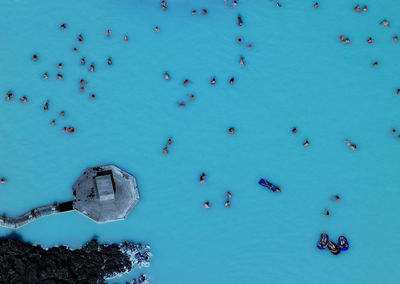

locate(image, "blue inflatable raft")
[[258, 178, 281, 192]]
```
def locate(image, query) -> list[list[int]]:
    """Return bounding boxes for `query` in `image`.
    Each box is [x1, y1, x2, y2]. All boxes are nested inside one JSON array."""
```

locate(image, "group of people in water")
[[317, 233, 349, 255]]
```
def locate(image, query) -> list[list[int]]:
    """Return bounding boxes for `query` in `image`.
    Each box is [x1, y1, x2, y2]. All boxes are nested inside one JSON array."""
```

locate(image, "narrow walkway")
[[0, 201, 73, 229]]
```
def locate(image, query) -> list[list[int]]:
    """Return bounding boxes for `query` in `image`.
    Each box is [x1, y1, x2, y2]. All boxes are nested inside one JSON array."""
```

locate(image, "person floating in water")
[[225, 191, 232, 208], [187, 94, 195, 102], [292, 127, 297, 134], [394, 36, 399, 42], [237, 15, 243, 26], [73, 47, 78, 52], [154, 26, 160, 32], [354, 5, 361, 12], [303, 139, 309, 147], [331, 195, 340, 202], [89, 64, 95, 72], [380, 19, 390, 27], [107, 57, 112, 66], [124, 35, 129, 42], [163, 147, 168, 154], [43, 73, 49, 79], [57, 74, 63, 80], [164, 72, 170, 80], [183, 79, 190, 86], [224, 200, 231, 207], [167, 138, 172, 145], [322, 208, 330, 216], [60, 23, 67, 29], [200, 173, 206, 184], [192, 10, 196, 15], [43, 101, 49, 111], [240, 56, 245, 67], [32, 54, 38, 61], [60, 111, 65, 117], [51, 120, 56, 126], [344, 140, 357, 150], [203, 201, 211, 209], [314, 2, 318, 8], [6, 91, 14, 101], [339, 35, 351, 44], [0, 178, 7, 184], [19, 96, 28, 103], [105, 29, 112, 37], [58, 63, 63, 69], [372, 61, 378, 67], [229, 77, 235, 85], [228, 127, 235, 134], [211, 77, 216, 85], [367, 37, 374, 44], [202, 9, 207, 15], [161, 1, 167, 11], [178, 102, 185, 107], [77, 34, 83, 42], [81, 57, 86, 65]]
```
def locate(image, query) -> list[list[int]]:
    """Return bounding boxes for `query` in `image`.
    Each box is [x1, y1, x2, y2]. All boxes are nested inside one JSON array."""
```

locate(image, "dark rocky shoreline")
[[0, 234, 150, 283]]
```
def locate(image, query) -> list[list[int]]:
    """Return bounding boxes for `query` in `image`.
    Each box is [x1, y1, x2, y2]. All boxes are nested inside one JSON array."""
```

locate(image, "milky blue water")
[[1, 0, 400, 283]]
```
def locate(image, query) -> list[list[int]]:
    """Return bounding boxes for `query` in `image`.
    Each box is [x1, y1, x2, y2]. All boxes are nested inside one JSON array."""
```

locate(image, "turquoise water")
[[1, 0, 400, 283]]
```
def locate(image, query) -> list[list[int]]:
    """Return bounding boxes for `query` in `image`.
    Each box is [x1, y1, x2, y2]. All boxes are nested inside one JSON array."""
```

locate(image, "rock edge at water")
[[0, 235, 150, 283]]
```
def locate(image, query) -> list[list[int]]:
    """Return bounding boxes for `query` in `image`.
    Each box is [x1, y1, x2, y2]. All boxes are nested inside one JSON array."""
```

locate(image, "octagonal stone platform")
[[72, 165, 140, 223]]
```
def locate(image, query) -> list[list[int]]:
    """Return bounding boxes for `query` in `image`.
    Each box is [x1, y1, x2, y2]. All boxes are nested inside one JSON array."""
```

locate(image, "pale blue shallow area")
[[1, 0, 400, 283]]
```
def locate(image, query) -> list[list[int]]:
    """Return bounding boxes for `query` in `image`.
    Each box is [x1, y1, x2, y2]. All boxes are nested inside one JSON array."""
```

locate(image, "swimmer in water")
[[20, 96, 28, 103], [187, 94, 195, 102], [344, 140, 357, 150], [183, 79, 190, 86], [124, 35, 129, 42], [167, 138, 172, 145], [60, 23, 67, 29], [392, 129, 396, 134], [43, 73, 49, 79], [80, 79, 87, 85], [322, 208, 330, 216], [81, 57, 86, 65], [393, 36, 398, 42], [330, 195, 340, 202], [380, 19, 390, 27], [91, 94, 96, 99], [77, 34, 83, 42], [178, 102, 185, 107], [211, 77, 216, 85], [367, 37, 374, 44], [303, 140, 309, 147], [44, 101, 49, 111], [240, 56, 245, 67], [107, 57, 112, 66], [73, 47, 78, 52], [80, 86, 84, 92], [248, 44, 252, 49], [314, 2, 318, 8], [354, 5, 361, 12], [276, 2, 282, 7], [225, 200, 231, 207], [192, 10, 196, 15], [0, 178, 7, 184], [60, 111, 65, 117], [362, 5, 367, 12], [161, 1, 167, 11], [203, 201, 211, 209], [372, 61, 378, 67], [200, 173, 206, 184], [229, 77, 235, 85], [57, 74, 63, 80], [202, 9, 207, 15], [89, 64, 95, 72], [164, 72, 170, 80], [32, 54, 38, 61], [154, 26, 160, 32], [292, 127, 297, 134], [226, 191, 232, 198], [105, 29, 112, 36], [237, 15, 243, 26], [51, 120, 56, 126], [237, 38, 242, 44], [58, 63, 63, 69], [163, 147, 168, 154], [6, 91, 13, 101], [228, 127, 235, 134]]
